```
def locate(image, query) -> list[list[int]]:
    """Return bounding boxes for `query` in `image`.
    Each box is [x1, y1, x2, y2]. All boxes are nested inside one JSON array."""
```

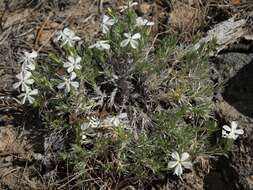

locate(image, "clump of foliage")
[[13, 1, 242, 189]]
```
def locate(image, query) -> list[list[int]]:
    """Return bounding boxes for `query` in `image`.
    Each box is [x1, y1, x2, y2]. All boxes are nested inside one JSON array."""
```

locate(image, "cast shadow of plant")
[[222, 61, 253, 118]]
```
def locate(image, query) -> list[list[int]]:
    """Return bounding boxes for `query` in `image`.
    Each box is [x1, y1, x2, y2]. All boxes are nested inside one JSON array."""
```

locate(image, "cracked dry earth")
[[0, 0, 253, 190]]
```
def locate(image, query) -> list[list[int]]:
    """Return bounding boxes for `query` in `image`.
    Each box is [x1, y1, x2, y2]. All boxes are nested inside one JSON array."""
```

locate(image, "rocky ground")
[[0, 0, 253, 189]]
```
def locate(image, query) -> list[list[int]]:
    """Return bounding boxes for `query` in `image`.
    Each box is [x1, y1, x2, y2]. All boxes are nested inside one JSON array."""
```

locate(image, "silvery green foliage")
[[12, 2, 231, 187]]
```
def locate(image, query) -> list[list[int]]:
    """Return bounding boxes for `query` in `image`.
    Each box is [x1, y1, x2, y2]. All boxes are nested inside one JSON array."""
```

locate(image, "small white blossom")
[[120, 33, 141, 49], [168, 152, 193, 176], [63, 56, 82, 73], [104, 113, 129, 127], [119, 1, 138, 12], [222, 121, 244, 140], [57, 72, 79, 93], [136, 17, 154, 26], [80, 117, 100, 141], [55, 28, 81, 47], [19, 50, 38, 71], [88, 117, 101, 128], [18, 88, 38, 104], [13, 70, 34, 91], [101, 15, 115, 34], [89, 40, 110, 50]]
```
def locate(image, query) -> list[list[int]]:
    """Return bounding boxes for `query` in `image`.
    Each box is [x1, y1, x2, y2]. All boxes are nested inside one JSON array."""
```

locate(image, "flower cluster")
[[55, 28, 81, 93], [13, 9, 155, 102], [89, 13, 153, 51], [13, 50, 38, 104]]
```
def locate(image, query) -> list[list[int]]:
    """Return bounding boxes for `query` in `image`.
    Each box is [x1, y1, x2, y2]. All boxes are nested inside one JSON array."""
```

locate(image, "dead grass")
[[169, 0, 208, 41]]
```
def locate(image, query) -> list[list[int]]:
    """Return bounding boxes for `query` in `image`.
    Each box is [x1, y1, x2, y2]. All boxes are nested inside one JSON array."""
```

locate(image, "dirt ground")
[[0, 0, 253, 189]]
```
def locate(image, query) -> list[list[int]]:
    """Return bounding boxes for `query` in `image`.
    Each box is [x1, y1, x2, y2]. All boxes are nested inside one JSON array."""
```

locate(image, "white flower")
[[88, 117, 100, 128], [19, 50, 38, 71], [101, 15, 115, 34], [89, 40, 110, 50], [80, 117, 100, 142], [13, 70, 34, 91], [107, 116, 121, 127], [168, 152, 193, 176], [57, 72, 79, 93], [136, 17, 154, 26], [55, 28, 81, 47], [120, 33, 141, 49], [63, 56, 82, 73], [222, 121, 244, 140], [18, 88, 38, 104], [119, 1, 138, 12], [103, 113, 129, 128]]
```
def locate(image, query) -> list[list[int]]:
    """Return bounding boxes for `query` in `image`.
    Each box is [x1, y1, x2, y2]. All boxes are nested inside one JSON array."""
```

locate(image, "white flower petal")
[[171, 152, 180, 161], [63, 62, 71, 68], [30, 50, 38, 58], [132, 33, 141, 39], [182, 161, 193, 169], [70, 72, 77, 80], [147, 21, 154, 26], [76, 56, 82, 63], [235, 129, 244, 135], [130, 2, 138, 6], [168, 161, 178, 169], [75, 64, 82, 70], [124, 33, 131, 38], [21, 95, 26, 104], [222, 125, 231, 132], [68, 56, 75, 63], [103, 15, 109, 23], [89, 44, 96, 49], [181, 152, 190, 161], [13, 82, 21, 89], [231, 121, 238, 129], [24, 71, 32, 78], [174, 164, 183, 176], [101, 43, 110, 50], [102, 25, 109, 34], [71, 81, 79, 89], [106, 20, 115, 26], [130, 40, 138, 49], [30, 89, 38, 95], [27, 95, 35, 104], [67, 67, 74, 73], [25, 79, 34, 85], [120, 39, 130, 47], [57, 83, 65, 89], [65, 83, 71, 93], [72, 36, 81, 41], [26, 63, 35, 71]]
